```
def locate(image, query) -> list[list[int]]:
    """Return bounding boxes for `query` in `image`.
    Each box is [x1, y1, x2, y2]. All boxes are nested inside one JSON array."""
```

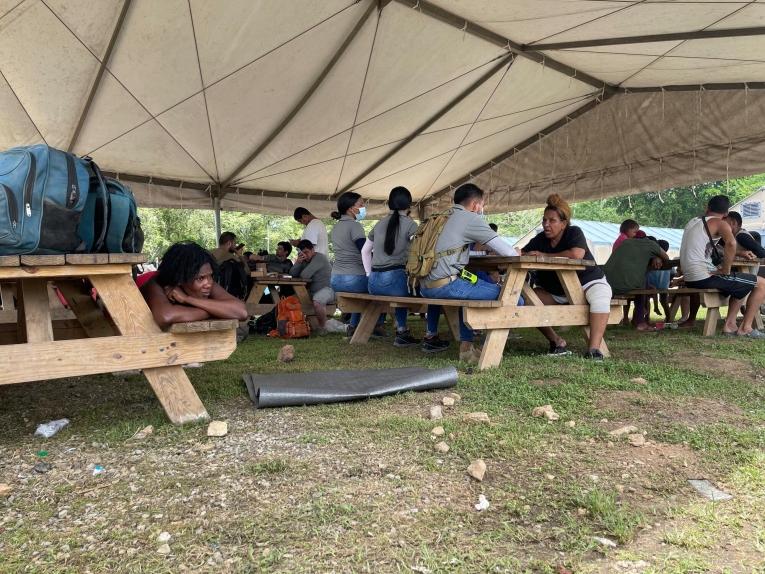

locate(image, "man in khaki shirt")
[[210, 231, 249, 271]]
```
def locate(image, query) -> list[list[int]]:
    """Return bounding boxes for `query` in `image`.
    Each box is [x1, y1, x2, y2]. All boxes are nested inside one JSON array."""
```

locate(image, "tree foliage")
[[571, 175, 765, 229]]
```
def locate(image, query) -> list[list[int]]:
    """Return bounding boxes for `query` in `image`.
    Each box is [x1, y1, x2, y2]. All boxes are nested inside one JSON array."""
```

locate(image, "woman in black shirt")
[[521, 194, 612, 360]]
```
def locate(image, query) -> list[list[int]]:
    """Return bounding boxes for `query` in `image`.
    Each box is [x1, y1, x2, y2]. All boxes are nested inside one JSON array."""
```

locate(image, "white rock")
[[157, 531, 172, 543], [531, 405, 560, 421], [567, 420, 576, 428], [132, 425, 154, 440], [609, 425, 638, 436], [467, 459, 487, 481], [593, 536, 617, 548], [207, 421, 228, 437], [429, 406, 443, 420], [441, 397, 455, 407], [157, 544, 171, 555], [434, 442, 449, 454], [463, 412, 490, 424], [0, 483, 11, 497], [445, 392, 461, 402], [630, 377, 648, 385], [474, 494, 490, 511], [628, 433, 646, 447], [431, 426, 445, 437]]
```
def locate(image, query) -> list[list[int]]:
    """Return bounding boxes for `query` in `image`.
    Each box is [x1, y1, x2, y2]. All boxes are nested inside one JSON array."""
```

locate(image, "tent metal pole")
[[213, 197, 222, 240], [218, 0, 378, 192], [529, 27, 765, 51], [334, 52, 514, 197], [67, 0, 132, 152]]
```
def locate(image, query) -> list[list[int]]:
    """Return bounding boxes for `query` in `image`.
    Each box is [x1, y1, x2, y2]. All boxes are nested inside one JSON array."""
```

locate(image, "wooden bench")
[[620, 287, 726, 336], [337, 291, 626, 361], [337, 292, 501, 344], [0, 254, 238, 425]]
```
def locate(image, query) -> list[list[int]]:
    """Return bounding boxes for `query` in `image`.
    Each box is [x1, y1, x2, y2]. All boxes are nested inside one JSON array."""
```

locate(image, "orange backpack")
[[276, 295, 310, 339]]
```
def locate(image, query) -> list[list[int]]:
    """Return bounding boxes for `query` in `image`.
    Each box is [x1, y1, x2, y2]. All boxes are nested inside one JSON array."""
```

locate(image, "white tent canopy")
[[2, 0, 765, 217]]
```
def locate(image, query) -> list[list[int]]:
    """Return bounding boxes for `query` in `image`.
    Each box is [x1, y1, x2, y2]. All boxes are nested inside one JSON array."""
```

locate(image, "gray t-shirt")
[[290, 252, 331, 295], [330, 215, 366, 275], [368, 212, 418, 268], [427, 204, 498, 280]]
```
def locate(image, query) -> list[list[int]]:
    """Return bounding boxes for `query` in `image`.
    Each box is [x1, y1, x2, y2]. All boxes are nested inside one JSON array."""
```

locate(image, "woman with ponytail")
[[521, 194, 613, 360], [361, 187, 449, 352], [330, 191, 385, 337]]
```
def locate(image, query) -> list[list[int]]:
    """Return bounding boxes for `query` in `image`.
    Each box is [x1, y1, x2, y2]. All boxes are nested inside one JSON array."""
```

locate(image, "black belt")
[[372, 264, 405, 272]]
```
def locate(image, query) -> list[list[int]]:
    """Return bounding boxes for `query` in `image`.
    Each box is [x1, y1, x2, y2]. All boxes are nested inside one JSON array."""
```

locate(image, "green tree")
[[571, 174, 765, 228]]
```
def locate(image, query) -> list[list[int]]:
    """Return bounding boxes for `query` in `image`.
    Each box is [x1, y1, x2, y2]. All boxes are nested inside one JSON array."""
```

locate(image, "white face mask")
[[356, 206, 367, 221]]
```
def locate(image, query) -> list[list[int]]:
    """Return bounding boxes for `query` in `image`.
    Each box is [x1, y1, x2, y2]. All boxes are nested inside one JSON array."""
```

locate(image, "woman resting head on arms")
[[141, 241, 248, 329]]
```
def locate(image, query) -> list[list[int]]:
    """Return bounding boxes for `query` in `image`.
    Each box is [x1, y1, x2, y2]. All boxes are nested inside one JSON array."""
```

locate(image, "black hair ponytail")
[[384, 186, 412, 256]]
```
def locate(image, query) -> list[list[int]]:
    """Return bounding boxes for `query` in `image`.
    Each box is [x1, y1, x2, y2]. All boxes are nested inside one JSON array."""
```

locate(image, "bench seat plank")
[[337, 292, 501, 308]]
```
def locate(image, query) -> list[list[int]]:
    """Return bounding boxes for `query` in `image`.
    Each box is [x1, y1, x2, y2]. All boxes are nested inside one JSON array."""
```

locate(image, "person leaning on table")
[[418, 183, 519, 365], [141, 241, 248, 329], [521, 193, 612, 360]]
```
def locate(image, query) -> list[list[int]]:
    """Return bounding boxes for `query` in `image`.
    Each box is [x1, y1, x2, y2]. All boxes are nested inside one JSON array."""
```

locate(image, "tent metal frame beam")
[[104, 172, 388, 206], [219, 0, 378, 193], [529, 26, 765, 52], [334, 52, 515, 198], [393, 0, 614, 93], [67, 0, 132, 152], [422, 94, 611, 207]]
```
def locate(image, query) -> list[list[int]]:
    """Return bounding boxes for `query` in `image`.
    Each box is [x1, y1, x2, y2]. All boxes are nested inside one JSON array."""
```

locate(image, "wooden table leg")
[[350, 302, 388, 344], [443, 307, 460, 341], [475, 270, 526, 370], [57, 281, 116, 338], [294, 285, 320, 331], [90, 274, 209, 425], [557, 271, 610, 357], [18, 279, 54, 343], [245, 283, 268, 315]]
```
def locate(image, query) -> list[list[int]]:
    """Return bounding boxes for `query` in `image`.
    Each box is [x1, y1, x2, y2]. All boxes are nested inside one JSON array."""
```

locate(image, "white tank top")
[[680, 216, 720, 282]]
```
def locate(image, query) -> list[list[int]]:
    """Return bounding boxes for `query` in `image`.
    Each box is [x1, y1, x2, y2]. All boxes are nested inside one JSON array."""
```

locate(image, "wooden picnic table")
[[463, 255, 622, 369], [0, 253, 237, 424], [245, 273, 313, 316]]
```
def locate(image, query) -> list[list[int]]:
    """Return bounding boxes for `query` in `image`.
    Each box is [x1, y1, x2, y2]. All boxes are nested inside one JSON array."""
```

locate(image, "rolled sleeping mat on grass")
[[243, 366, 458, 409]]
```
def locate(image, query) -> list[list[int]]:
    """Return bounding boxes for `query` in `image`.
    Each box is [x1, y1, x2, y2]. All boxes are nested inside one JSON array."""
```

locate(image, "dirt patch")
[[594, 390, 746, 428], [671, 351, 762, 385]]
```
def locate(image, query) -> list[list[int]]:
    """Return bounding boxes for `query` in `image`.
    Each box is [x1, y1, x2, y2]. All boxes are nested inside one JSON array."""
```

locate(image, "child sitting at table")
[[141, 241, 248, 329]]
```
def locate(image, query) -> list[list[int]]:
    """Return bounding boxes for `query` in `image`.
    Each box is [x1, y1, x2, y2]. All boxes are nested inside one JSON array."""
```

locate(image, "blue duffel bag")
[[0, 144, 108, 254]]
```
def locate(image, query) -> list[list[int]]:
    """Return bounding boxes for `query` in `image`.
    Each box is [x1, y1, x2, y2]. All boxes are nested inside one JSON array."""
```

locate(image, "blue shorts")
[[646, 270, 670, 290]]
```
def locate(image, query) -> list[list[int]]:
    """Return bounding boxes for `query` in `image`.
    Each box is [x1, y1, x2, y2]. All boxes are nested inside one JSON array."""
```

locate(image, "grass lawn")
[[0, 316, 764, 573]]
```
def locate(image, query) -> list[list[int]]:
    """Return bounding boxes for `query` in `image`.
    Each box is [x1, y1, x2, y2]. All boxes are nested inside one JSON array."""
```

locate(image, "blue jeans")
[[332, 273, 384, 328], [368, 268, 441, 333], [421, 277, 501, 342]]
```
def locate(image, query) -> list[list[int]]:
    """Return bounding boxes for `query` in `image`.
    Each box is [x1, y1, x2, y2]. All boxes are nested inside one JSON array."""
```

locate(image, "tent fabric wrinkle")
[[0, 0, 764, 216]]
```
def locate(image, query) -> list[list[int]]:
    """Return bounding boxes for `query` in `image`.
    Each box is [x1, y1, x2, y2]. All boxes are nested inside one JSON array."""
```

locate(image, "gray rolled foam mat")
[[243, 366, 458, 408]]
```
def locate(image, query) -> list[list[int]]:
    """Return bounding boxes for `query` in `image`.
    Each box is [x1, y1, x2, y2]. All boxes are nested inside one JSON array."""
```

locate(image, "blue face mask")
[[356, 206, 367, 221]]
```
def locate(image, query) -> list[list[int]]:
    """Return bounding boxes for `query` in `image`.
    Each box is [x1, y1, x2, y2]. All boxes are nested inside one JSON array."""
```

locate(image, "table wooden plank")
[[20, 254, 65, 266], [0, 256, 20, 267], [108, 253, 147, 264], [56, 281, 116, 338], [168, 319, 239, 333], [65, 253, 111, 265], [19, 279, 54, 343], [470, 255, 595, 267], [0, 332, 236, 385], [0, 264, 132, 280]]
